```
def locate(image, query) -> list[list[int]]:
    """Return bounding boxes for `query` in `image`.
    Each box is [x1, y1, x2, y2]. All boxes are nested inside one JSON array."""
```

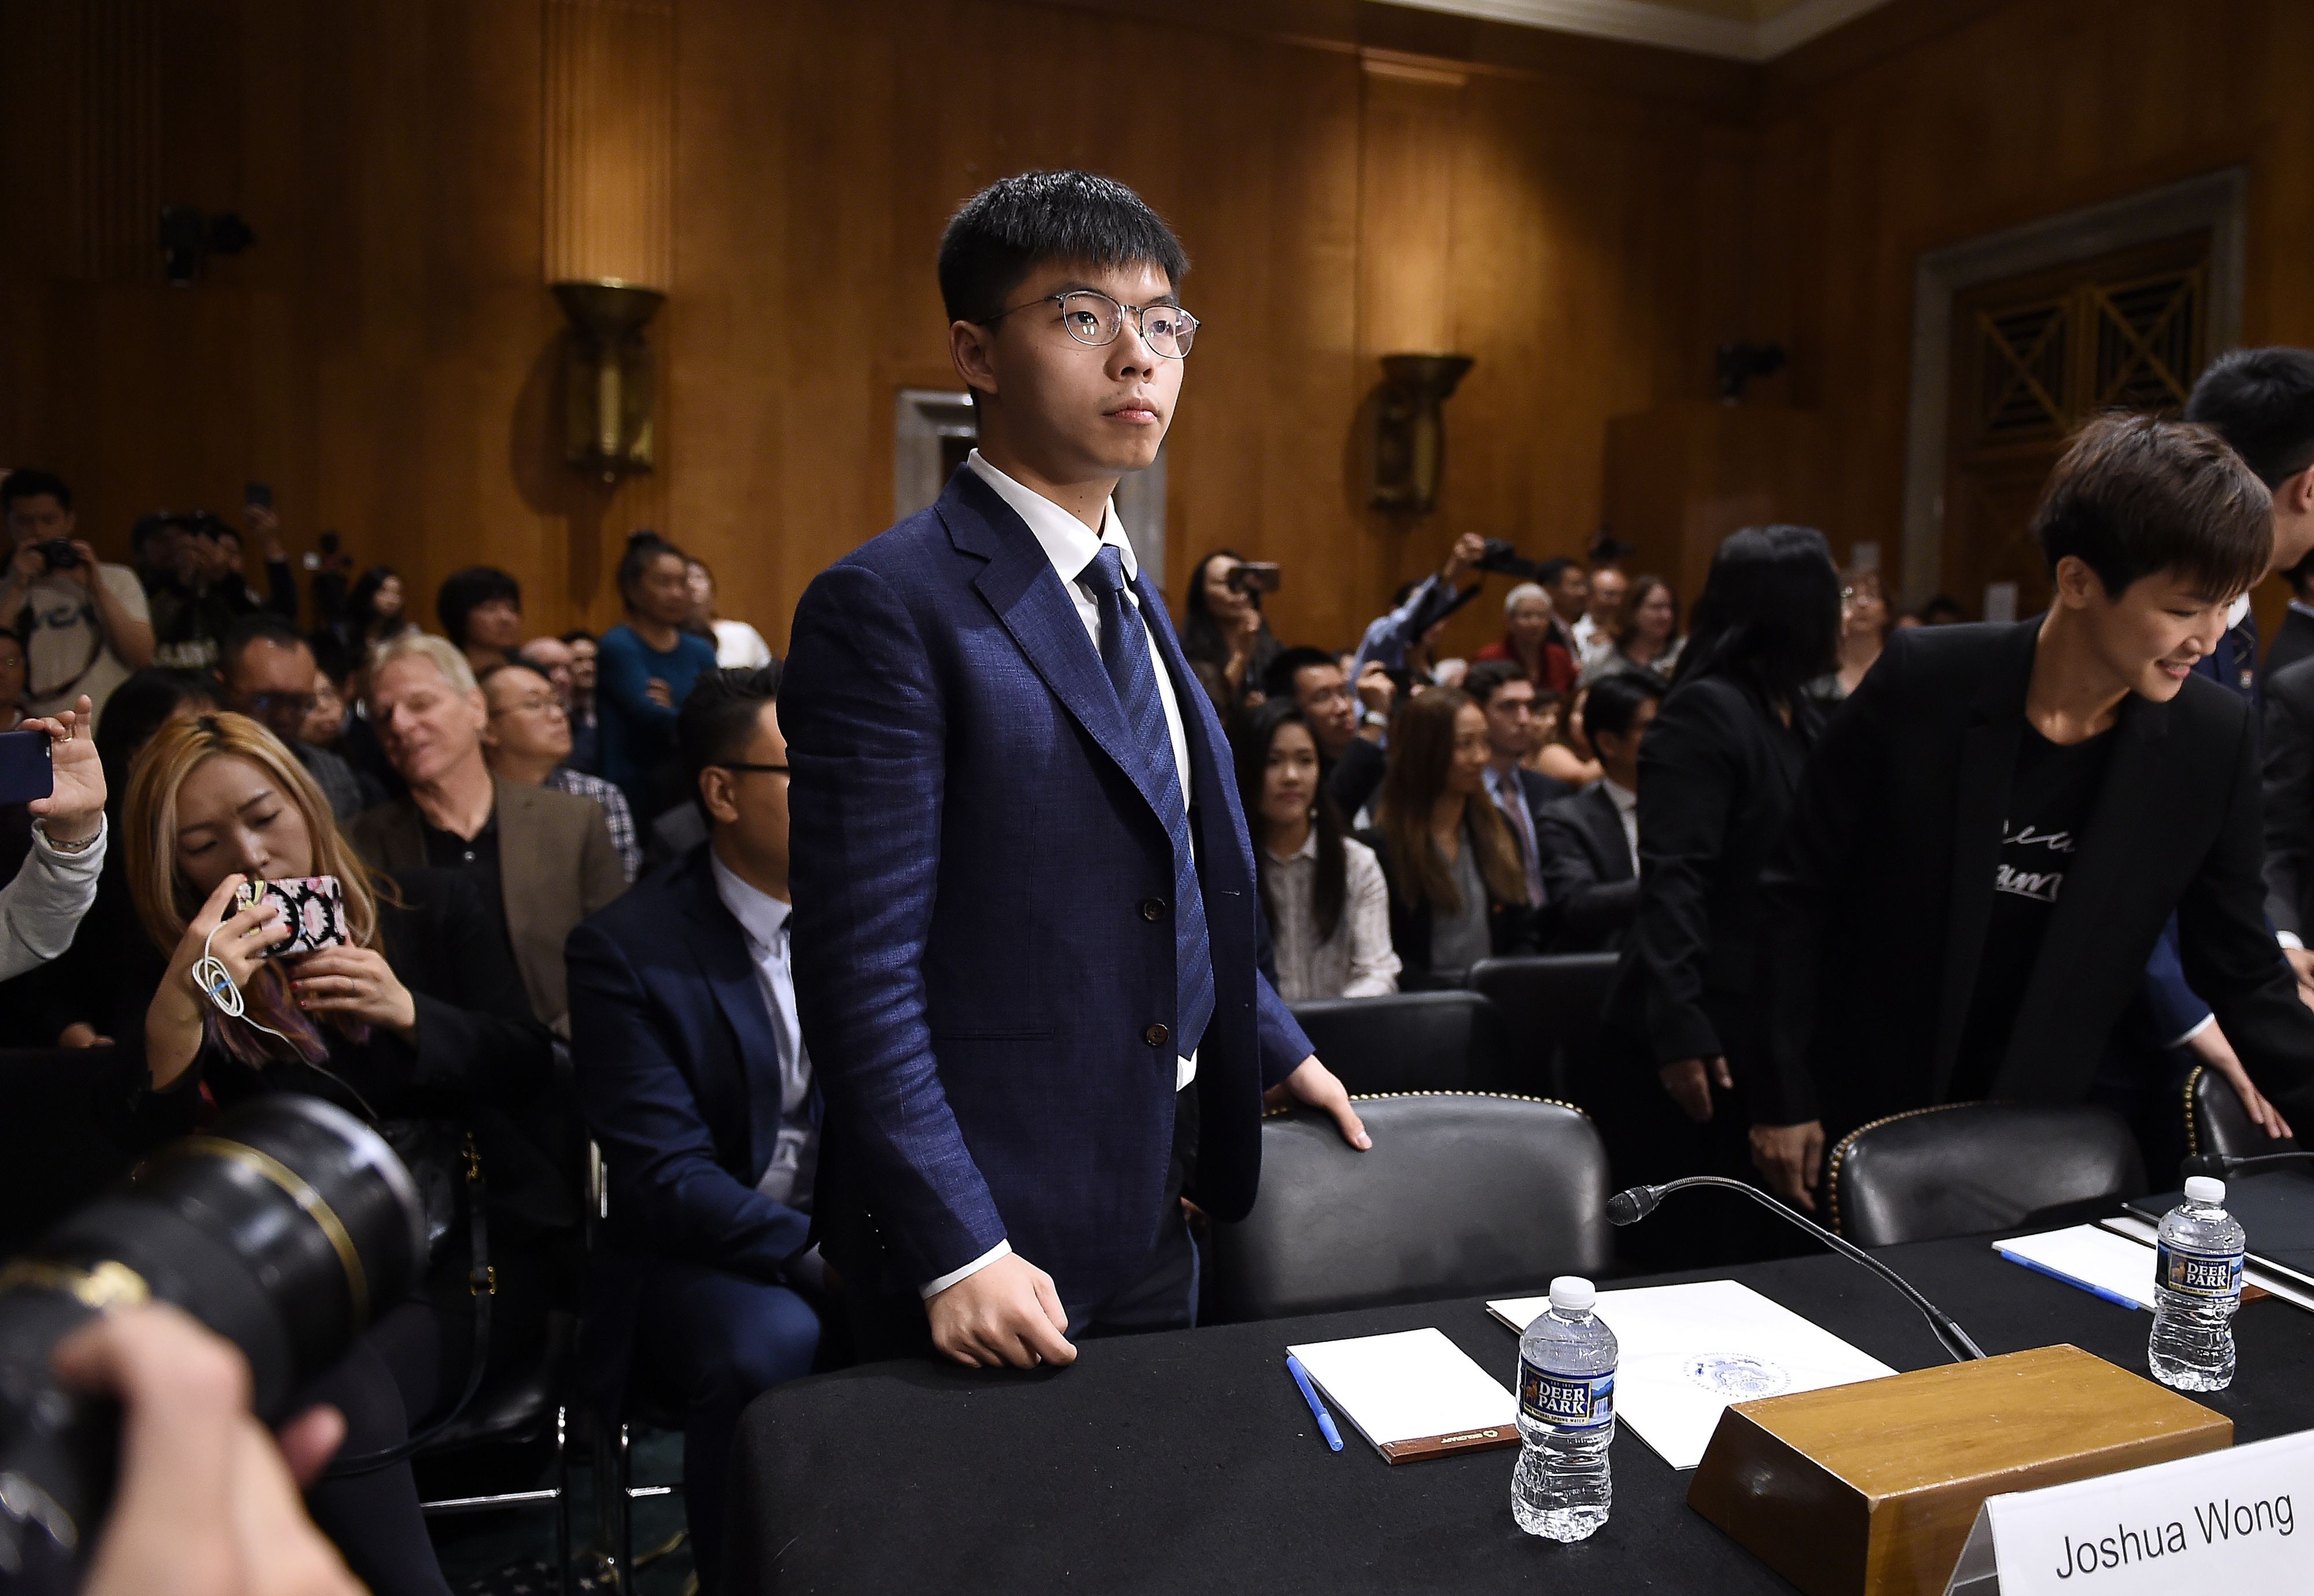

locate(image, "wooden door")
[[1943, 232, 2212, 616]]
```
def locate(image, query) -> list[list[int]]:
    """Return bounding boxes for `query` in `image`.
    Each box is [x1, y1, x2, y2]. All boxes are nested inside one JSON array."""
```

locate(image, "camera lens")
[[0, 1096, 426, 1591]]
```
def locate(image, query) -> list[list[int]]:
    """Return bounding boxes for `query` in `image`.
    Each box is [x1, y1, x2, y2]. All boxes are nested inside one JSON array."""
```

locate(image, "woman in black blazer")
[[1367, 687, 1538, 987], [1603, 526, 1840, 1243], [123, 711, 562, 1596]]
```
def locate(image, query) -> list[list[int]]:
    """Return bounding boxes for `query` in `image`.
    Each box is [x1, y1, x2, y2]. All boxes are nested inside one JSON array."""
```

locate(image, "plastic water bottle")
[[1513, 1275, 1616, 1541], [2149, 1175, 2245, 1392]]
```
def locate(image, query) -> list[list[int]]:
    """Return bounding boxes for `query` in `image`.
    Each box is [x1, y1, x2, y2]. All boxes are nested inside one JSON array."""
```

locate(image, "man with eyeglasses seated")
[[478, 661, 640, 881], [218, 612, 379, 821], [1262, 646, 1394, 826], [569, 664, 821, 1595]]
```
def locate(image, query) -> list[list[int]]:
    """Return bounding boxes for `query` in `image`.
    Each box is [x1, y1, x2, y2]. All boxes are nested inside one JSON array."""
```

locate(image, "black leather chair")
[[1287, 991, 1508, 1094], [2185, 1063, 2300, 1168], [1207, 1093, 1612, 1321], [1465, 953, 1619, 1098], [1827, 1103, 2147, 1248]]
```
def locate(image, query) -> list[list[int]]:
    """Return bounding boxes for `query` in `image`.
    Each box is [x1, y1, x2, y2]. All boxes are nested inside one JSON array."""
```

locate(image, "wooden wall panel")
[[0, 0, 1750, 654], [1754, 0, 2314, 633]]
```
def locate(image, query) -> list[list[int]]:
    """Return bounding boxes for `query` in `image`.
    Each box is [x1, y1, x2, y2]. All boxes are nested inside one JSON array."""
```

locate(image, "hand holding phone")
[[0, 727, 52, 807], [232, 876, 349, 958]]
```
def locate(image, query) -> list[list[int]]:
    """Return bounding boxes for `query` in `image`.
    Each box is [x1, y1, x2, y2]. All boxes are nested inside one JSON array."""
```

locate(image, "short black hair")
[[560, 627, 597, 646], [218, 611, 310, 679], [1583, 670, 1666, 742], [679, 663, 784, 792], [1536, 557, 1580, 589], [2184, 347, 2314, 488], [436, 566, 521, 647], [937, 171, 1189, 326], [1461, 658, 1532, 710], [1, 469, 71, 514], [2032, 413, 2271, 601], [1262, 646, 1341, 702]]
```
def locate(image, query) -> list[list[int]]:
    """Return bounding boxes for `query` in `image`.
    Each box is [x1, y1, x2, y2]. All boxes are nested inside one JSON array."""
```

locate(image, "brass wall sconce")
[[1370, 352, 1475, 514], [553, 279, 666, 481]]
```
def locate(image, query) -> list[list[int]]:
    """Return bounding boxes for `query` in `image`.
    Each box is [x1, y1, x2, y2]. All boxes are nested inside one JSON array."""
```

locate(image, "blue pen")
[[1998, 1248, 2145, 1311], [1286, 1354, 1344, 1452]]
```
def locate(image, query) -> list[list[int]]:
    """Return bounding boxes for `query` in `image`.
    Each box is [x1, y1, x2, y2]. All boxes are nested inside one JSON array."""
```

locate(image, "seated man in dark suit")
[[1756, 415, 2314, 1212], [1263, 646, 1391, 824], [1536, 670, 1661, 951], [568, 664, 818, 1592], [1462, 659, 1571, 911]]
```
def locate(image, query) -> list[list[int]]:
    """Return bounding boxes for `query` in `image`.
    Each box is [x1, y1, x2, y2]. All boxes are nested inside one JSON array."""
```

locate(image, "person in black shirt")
[[1758, 414, 2314, 1210]]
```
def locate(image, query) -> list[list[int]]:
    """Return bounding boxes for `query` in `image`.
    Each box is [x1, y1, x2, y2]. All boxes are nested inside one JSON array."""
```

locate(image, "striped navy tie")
[[1083, 545, 1214, 1059]]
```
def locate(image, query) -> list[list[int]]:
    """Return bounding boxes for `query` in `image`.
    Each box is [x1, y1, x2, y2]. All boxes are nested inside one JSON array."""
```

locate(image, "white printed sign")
[[1943, 1428, 2314, 1594]]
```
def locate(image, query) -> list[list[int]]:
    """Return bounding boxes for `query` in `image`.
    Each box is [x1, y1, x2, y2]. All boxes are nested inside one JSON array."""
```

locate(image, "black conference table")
[[725, 1230, 2314, 1593]]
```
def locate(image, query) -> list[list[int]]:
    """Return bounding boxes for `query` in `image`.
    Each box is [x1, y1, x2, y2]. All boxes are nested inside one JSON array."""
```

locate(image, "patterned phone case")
[[235, 875, 349, 957]]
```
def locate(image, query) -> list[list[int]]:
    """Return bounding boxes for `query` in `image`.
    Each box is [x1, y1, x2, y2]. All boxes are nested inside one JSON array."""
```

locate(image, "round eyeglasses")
[[985, 290, 1199, 359]]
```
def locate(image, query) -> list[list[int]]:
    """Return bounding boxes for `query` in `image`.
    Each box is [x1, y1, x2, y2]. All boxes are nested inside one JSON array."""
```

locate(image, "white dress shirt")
[[925, 452, 1200, 1300], [1265, 831, 1399, 1000], [708, 853, 818, 1212], [1601, 777, 1641, 877]]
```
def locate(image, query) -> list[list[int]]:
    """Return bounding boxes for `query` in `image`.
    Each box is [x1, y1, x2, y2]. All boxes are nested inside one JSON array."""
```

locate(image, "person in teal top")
[[596, 530, 718, 815]]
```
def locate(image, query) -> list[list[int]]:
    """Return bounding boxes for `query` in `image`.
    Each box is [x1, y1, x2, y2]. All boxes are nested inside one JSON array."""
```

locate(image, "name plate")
[[1945, 1428, 2313, 1594]]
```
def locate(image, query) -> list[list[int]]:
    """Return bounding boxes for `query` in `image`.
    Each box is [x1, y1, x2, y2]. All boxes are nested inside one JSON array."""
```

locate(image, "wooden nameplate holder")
[[1685, 1344, 2231, 1596]]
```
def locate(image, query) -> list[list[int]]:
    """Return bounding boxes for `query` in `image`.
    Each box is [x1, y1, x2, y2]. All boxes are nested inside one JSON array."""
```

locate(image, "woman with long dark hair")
[[1604, 524, 1841, 1257], [336, 566, 411, 656], [1371, 688, 1537, 986], [1232, 700, 1398, 1000], [1180, 550, 1279, 711]]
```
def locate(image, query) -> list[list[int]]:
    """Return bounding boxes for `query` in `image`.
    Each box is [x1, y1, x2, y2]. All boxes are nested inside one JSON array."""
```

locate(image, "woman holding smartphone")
[[124, 710, 562, 1596]]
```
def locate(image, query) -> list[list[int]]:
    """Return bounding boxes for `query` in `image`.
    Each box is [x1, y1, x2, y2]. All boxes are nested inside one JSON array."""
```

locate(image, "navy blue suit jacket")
[[567, 846, 815, 1339], [783, 466, 1312, 1313]]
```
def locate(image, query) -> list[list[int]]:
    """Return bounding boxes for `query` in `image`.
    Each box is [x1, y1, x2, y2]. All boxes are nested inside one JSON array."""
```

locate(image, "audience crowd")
[[9, 338, 2314, 1594]]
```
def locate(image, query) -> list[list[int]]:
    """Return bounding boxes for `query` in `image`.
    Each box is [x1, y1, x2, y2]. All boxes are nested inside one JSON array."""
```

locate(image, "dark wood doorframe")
[[1899, 168, 2246, 607]]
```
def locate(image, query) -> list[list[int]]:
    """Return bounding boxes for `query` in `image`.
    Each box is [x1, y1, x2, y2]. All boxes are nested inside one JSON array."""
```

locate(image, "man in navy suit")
[[1463, 659, 1571, 911], [784, 171, 1365, 1371], [568, 665, 817, 1590], [1536, 670, 1661, 952]]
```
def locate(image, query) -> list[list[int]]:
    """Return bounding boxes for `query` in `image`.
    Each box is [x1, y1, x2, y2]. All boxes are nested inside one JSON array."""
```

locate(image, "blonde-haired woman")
[[125, 710, 557, 1596]]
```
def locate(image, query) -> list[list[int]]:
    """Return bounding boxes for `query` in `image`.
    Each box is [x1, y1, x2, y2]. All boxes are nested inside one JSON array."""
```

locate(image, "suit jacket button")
[[1144, 1023, 1170, 1049], [1140, 897, 1167, 922]]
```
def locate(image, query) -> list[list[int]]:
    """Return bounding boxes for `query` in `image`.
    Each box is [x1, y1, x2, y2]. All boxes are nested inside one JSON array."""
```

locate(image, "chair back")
[[1287, 990, 1507, 1094], [1465, 953, 1619, 1097], [2185, 1064, 2300, 1169], [1827, 1102, 2146, 1247], [1208, 1093, 1611, 1321]]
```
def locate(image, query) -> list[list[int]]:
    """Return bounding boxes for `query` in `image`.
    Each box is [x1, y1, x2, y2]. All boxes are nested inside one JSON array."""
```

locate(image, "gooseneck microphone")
[[1606, 1175, 1987, 1363], [2180, 1148, 2314, 1181]]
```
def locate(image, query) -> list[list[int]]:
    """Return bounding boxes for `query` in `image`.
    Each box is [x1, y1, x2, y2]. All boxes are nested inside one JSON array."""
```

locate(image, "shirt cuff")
[[921, 1239, 1011, 1299], [2167, 1012, 2217, 1051], [2281, 931, 2305, 952]]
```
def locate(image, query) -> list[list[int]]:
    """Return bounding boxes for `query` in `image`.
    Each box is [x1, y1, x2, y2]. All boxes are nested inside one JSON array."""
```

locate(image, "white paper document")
[[1994, 1225, 2160, 1310], [1488, 1280, 1897, 1470], [1284, 1327, 1517, 1462], [2099, 1213, 2314, 1313]]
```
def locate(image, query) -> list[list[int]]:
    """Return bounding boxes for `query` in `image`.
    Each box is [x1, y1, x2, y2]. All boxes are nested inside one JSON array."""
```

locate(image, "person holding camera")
[[0, 694, 107, 980], [123, 710, 568, 1595], [1, 469, 156, 726], [1181, 550, 1280, 711]]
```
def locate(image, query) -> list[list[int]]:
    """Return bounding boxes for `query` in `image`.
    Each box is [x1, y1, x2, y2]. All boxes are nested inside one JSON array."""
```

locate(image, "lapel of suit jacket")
[[1582, 784, 1633, 882], [1991, 687, 2173, 1102], [494, 778, 545, 962], [676, 850, 786, 1180], [1930, 620, 2039, 1099], [941, 470, 1173, 829]]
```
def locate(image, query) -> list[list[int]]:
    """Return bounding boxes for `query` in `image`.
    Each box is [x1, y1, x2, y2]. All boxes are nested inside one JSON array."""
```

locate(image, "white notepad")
[[1994, 1224, 2160, 1309], [1284, 1327, 1519, 1464], [1488, 1279, 1896, 1470]]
